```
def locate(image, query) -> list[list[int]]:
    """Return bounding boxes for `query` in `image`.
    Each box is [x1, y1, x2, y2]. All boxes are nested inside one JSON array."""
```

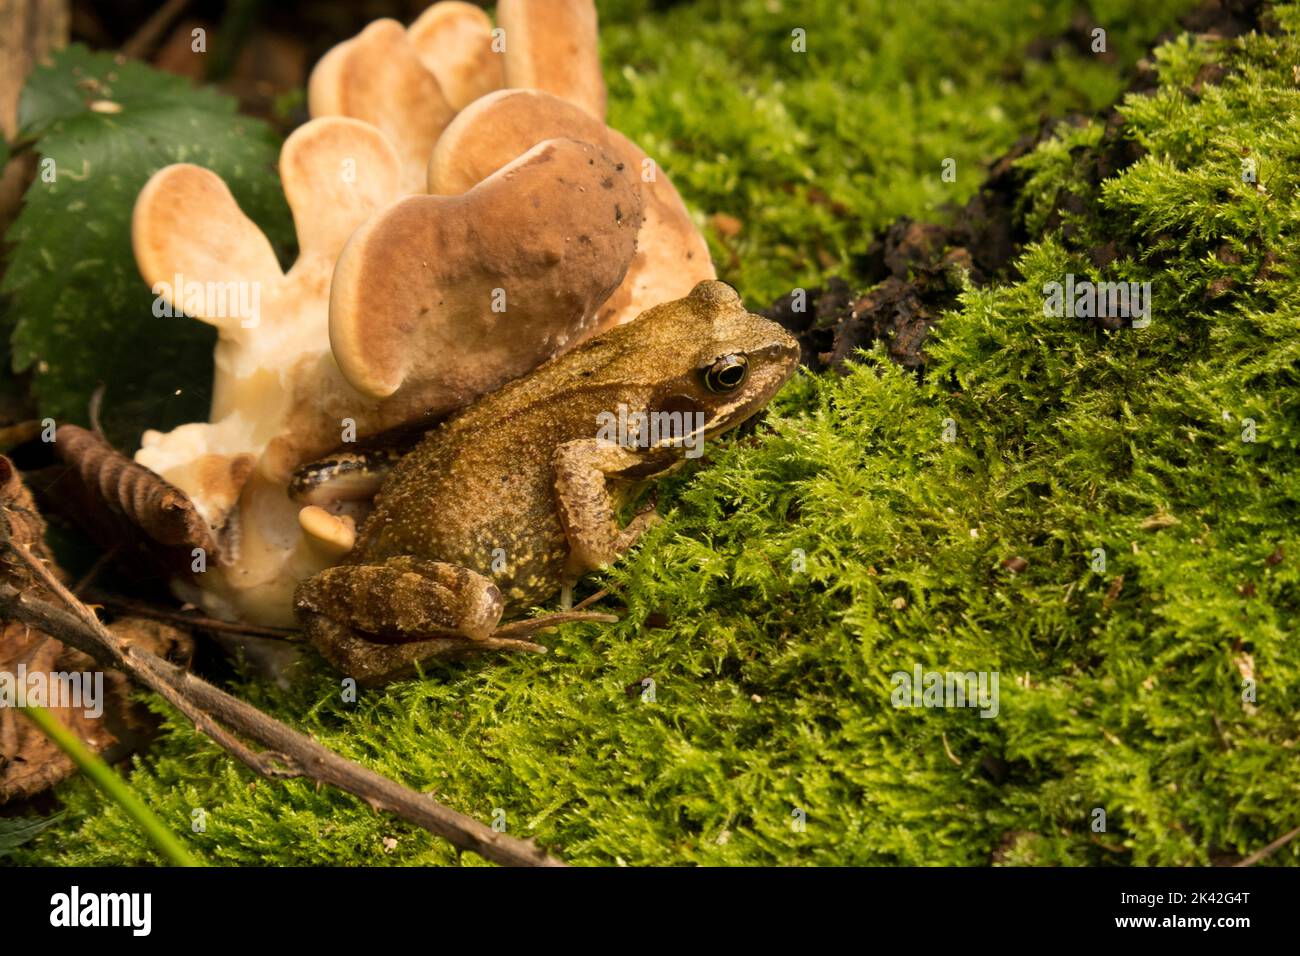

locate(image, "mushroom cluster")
[[131, 0, 715, 626]]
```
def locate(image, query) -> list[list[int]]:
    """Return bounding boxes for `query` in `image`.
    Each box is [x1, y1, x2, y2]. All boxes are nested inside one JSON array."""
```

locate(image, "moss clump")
[[598, 0, 1196, 302], [19, 1, 1300, 866]]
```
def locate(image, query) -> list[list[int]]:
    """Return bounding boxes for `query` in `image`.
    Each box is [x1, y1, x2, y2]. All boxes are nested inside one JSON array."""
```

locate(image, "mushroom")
[[593, 128, 717, 331], [408, 1, 503, 110], [305, 0, 712, 330], [307, 18, 456, 194], [132, 117, 406, 624], [426, 88, 608, 195], [308, 0, 607, 191], [497, 0, 606, 121], [330, 137, 642, 404], [123, 0, 714, 625], [427, 89, 715, 333], [134, 116, 401, 494]]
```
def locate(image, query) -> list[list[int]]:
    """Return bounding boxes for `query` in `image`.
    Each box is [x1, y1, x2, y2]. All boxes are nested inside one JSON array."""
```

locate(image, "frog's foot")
[[553, 438, 671, 576], [295, 556, 519, 684], [298, 614, 546, 686]]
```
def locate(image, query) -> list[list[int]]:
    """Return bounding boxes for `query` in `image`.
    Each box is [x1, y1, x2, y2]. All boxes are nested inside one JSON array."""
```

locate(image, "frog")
[[293, 280, 800, 684]]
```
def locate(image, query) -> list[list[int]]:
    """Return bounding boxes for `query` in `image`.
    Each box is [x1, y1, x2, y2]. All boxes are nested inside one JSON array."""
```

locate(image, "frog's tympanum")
[[294, 281, 800, 683]]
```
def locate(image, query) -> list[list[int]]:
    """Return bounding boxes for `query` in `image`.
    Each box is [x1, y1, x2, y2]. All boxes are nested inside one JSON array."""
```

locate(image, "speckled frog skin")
[[295, 281, 799, 683]]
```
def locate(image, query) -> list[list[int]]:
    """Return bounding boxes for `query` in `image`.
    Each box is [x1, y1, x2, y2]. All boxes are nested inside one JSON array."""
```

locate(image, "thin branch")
[[85, 590, 303, 641], [494, 609, 618, 638], [0, 546, 564, 867], [87, 383, 107, 440], [73, 545, 119, 595], [1234, 823, 1300, 867], [121, 0, 192, 61], [572, 587, 616, 612]]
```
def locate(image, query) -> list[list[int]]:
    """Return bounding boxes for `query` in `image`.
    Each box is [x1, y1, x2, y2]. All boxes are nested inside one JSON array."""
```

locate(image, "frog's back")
[[353, 384, 623, 606]]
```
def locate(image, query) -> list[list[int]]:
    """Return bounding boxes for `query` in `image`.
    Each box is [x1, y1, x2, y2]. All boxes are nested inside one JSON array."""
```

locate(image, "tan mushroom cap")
[[427, 88, 610, 195], [408, 1, 504, 111], [281, 116, 404, 260], [330, 137, 642, 403], [133, 117, 403, 423], [307, 18, 455, 194], [298, 504, 357, 560], [133, 164, 283, 334], [497, 0, 606, 121], [594, 128, 716, 331], [426, 89, 715, 333]]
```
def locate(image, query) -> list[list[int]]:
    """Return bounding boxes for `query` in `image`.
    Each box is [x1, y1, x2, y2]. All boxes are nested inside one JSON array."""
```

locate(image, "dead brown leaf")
[[0, 455, 193, 803]]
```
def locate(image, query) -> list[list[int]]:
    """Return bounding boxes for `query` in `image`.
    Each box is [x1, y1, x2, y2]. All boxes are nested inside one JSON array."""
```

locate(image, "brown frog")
[[294, 281, 800, 684]]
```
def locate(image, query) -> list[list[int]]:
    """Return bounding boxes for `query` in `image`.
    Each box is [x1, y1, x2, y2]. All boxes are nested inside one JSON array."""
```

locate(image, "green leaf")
[[1, 44, 293, 448], [0, 812, 64, 856]]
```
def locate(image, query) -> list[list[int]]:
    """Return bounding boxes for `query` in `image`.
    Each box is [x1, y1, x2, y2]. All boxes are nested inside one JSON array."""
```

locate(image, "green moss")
[[598, 0, 1196, 302], [21, 1, 1300, 867]]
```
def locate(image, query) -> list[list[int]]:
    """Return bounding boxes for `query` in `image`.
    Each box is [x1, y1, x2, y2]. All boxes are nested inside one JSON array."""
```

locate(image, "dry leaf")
[[0, 454, 193, 803], [54, 425, 214, 553]]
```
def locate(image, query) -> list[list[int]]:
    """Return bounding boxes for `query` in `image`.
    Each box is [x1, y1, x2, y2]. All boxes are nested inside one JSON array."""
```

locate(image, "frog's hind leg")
[[299, 613, 546, 686], [295, 556, 524, 684], [297, 555, 504, 639]]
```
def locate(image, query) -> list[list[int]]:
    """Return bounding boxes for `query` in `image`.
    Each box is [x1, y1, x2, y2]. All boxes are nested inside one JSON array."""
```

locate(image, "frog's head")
[[627, 280, 801, 446]]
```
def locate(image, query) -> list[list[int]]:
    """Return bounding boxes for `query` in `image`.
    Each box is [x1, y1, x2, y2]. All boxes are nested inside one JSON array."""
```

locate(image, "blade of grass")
[[21, 705, 201, 867]]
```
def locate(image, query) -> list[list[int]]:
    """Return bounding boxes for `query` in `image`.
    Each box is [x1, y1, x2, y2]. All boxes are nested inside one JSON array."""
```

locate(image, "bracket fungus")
[[408, 1, 504, 111], [428, 88, 715, 333], [124, 0, 714, 626], [330, 137, 641, 403], [496, 0, 607, 121], [133, 116, 404, 624], [311, 0, 714, 331], [307, 19, 456, 195]]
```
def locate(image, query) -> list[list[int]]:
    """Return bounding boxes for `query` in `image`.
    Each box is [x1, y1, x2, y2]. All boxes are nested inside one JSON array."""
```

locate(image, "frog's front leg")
[[295, 556, 522, 684], [552, 438, 672, 578]]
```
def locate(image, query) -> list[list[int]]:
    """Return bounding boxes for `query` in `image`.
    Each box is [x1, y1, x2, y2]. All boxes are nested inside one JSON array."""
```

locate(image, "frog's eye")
[[704, 354, 749, 393]]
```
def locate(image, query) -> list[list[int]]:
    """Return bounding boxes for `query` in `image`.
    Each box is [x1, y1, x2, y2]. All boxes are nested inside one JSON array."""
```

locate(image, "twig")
[[572, 587, 615, 612], [1234, 823, 1300, 867], [87, 383, 107, 440], [0, 547, 564, 867], [86, 590, 303, 641], [121, 0, 191, 61]]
